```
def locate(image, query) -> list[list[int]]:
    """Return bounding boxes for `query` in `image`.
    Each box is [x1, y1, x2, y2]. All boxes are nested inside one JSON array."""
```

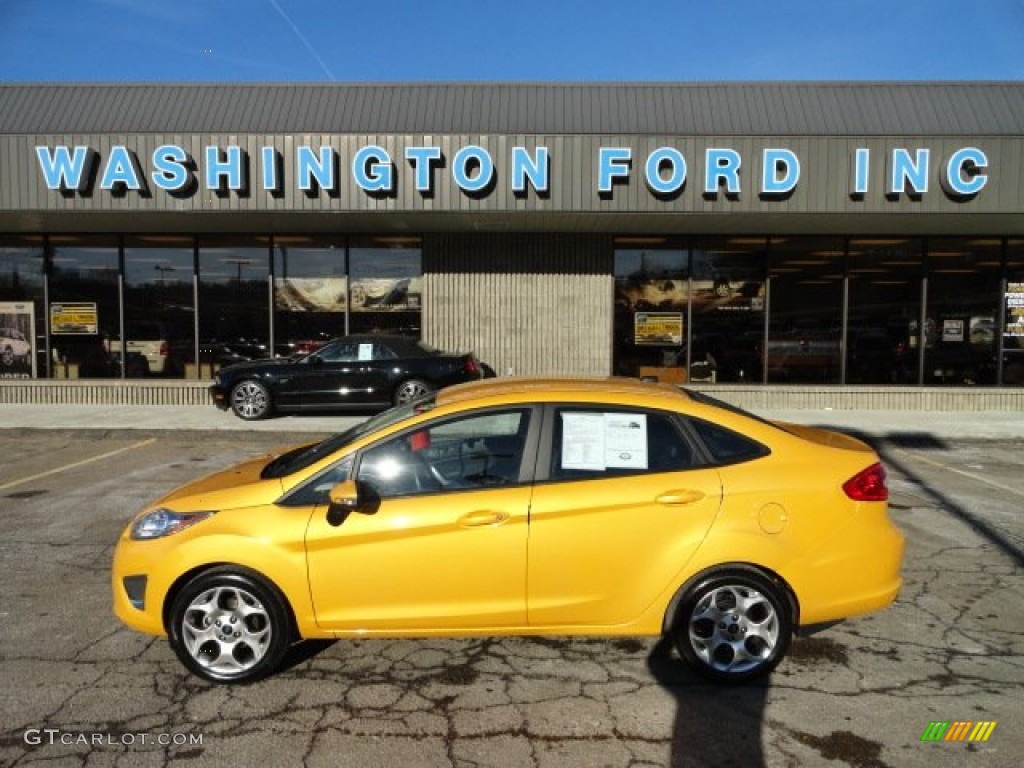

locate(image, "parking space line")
[[0, 438, 158, 492], [893, 448, 1024, 500]]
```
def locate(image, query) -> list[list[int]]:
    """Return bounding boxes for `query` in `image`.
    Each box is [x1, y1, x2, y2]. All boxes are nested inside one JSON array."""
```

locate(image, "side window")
[[551, 408, 696, 481], [373, 343, 398, 360], [278, 456, 353, 507], [357, 409, 531, 499], [689, 418, 769, 464]]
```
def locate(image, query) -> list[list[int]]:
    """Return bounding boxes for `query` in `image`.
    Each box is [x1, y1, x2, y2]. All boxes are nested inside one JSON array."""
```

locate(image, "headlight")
[[130, 508, 214, 540]]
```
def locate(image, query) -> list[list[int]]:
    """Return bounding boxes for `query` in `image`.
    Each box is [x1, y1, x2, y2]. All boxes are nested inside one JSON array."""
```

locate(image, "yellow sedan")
[[112, 377, 904, 684]]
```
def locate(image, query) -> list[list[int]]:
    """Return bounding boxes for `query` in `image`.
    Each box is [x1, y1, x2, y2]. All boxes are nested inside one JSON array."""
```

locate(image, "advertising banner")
[[50, 302, 98, 335], [0, 301, 37, 378], [274, 277, 347, 312], [634, 312, 684, 345]]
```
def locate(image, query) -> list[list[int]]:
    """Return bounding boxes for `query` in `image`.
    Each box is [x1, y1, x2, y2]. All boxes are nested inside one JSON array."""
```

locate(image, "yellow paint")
[[112, 377, 904, 643]]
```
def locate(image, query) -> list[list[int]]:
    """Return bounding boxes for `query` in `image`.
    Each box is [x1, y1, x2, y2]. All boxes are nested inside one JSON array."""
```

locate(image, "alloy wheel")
[[180, 585, 272, 677]]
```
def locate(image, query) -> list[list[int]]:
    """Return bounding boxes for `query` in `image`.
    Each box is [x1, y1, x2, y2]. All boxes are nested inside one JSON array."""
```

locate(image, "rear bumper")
[[787, 502, 905, 626]]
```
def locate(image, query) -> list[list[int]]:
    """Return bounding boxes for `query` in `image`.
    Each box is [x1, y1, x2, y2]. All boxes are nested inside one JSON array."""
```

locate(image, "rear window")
[[689, 418, 769, 465]]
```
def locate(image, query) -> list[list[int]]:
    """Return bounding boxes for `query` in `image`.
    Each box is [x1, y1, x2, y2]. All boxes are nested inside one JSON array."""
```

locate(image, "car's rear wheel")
[[394, 378, 434, 405], [1, 346, 13, 366], [230, 380, 272, 420], [671, 568, 792, 682], [167, 567, 292, 684]]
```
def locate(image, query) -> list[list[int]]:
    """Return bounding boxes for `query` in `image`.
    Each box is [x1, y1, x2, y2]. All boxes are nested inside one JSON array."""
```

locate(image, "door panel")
[[527, 405, 722, 627], [305, 485, 530, 630], [527, 470, 721, 626]]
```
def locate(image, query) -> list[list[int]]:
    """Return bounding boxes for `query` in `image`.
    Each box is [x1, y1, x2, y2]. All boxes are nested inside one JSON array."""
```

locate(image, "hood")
[[153, 454, 284, 511]]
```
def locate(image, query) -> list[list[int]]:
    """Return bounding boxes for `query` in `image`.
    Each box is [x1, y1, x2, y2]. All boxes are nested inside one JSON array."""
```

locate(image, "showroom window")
[[767, 238, 844, 384], [198, 237, 271, 377], [846, 238, 923, 385], [689, 238, 767, 383], [272, 236, 347, 357], [923, 238, 1002, 386], [123, 237, 196, 379], [348, 237, 422, 337], [48, 237, 120, 379], [613, 239, 688, 381], [0, 237, 45, 378], [1005, 239, 1024, 386]]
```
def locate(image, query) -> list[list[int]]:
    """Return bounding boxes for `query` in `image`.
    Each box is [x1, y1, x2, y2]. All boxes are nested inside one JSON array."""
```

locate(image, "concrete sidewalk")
[[0, 402, 1021, 441]]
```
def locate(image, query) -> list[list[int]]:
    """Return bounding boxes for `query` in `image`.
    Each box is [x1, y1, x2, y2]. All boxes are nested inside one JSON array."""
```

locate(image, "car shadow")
[[646, 637, 768, 767], [278, 638, 337, 674]]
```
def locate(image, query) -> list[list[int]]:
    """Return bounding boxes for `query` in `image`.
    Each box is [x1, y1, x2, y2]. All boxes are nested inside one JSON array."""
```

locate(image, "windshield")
[[260, 397, 436, 479]]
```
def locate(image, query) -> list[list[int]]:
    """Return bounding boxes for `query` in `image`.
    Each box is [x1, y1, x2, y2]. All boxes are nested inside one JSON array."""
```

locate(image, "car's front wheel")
[[167, 567, 293, 684], [394, 378, 434, 405], [230, 380, 272, 420], [0, 346, 13, 366], [671, 568, 792, 682]]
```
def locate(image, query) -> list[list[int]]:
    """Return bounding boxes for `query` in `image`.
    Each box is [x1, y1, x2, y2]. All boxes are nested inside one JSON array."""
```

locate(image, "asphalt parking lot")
[[0, 421, 1021, 767]]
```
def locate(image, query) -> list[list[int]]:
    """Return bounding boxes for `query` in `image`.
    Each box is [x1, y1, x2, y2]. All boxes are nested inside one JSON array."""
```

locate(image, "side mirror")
[[328, 479, 360, 511]]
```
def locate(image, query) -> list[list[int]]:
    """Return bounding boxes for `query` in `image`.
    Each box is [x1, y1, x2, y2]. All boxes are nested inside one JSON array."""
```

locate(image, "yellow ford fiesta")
[[112, 377, 904, 684]]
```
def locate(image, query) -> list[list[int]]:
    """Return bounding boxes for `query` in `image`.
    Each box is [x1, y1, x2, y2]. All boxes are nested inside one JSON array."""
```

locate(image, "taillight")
[[843, 462, 888, 501], [159, 341, 168, 357], [464, 356, 479, 375]]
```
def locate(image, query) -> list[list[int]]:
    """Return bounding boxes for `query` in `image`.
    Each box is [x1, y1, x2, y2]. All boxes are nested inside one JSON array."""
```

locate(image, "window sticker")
[[358, 343, 373, 361], [561, 412, 648, 471], [604, 413, 648, 469]]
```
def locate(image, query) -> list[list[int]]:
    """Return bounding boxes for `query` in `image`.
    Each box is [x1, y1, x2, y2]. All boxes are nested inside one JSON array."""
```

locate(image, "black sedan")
[[210, 335, 489, 420]]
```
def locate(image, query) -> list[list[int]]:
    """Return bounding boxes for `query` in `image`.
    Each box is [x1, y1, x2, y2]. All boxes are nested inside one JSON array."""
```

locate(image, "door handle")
[[458, 510, 510, 527], [655, 489, 706, 505]]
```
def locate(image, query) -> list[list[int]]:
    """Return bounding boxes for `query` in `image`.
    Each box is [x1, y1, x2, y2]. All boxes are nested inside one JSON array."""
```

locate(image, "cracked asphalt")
[[0, 427, 1020, 767]]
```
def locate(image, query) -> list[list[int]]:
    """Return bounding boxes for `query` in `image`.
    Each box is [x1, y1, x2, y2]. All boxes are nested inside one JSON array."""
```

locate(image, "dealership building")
[[1, 82, 1023, 406]]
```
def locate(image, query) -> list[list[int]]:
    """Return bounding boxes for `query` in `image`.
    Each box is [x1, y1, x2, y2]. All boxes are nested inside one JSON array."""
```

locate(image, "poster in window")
[[634, 312, 683, 345], [1006, 283, 1024, 338], [50, 302, 98, 335], [350, 277, 423, 312], [941, 319, 965, 343], [0, 301, 37, 379], [274, 277, 347, 312]]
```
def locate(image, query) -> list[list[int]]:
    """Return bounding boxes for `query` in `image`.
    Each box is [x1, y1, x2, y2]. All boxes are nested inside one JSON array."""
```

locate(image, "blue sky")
[[1, 0, 1023, 82]]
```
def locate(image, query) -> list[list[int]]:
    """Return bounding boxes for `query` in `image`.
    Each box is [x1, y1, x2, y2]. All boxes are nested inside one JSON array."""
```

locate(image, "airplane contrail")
[[268, 0, 337, 80]]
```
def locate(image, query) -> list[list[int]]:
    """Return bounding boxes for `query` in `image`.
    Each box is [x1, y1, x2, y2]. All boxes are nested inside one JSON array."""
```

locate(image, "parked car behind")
[[210, 334, 490, 419]]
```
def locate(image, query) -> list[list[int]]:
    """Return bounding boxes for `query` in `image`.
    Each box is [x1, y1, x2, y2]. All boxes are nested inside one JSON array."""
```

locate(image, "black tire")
[[393, 378, 434, 405], [167, 567, 293, 684], [1, 346, 13, 366], [671, 567, 792, 683], [230, 379, 272, 420]]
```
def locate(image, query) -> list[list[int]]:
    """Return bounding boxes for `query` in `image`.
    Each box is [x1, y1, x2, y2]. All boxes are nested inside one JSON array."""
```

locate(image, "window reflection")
[[768, 238, 843, 384], [1004, 239, 1024, 386], [348, 237, 422, 337], [690, 238, 766, 383], [123, 237, 195, 378], [613, 241, 687, 380], [49, 238, 119, 378], [273, 236, 346, 356], [924, 239, 1001, 385], [846, 239, 922, 384], [198, 238, 270, 377], [0, 239, 44, 378]]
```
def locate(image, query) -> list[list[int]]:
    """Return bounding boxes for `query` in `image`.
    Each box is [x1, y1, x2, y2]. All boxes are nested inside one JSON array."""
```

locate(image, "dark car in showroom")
[[211, 334, 490, 420]]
